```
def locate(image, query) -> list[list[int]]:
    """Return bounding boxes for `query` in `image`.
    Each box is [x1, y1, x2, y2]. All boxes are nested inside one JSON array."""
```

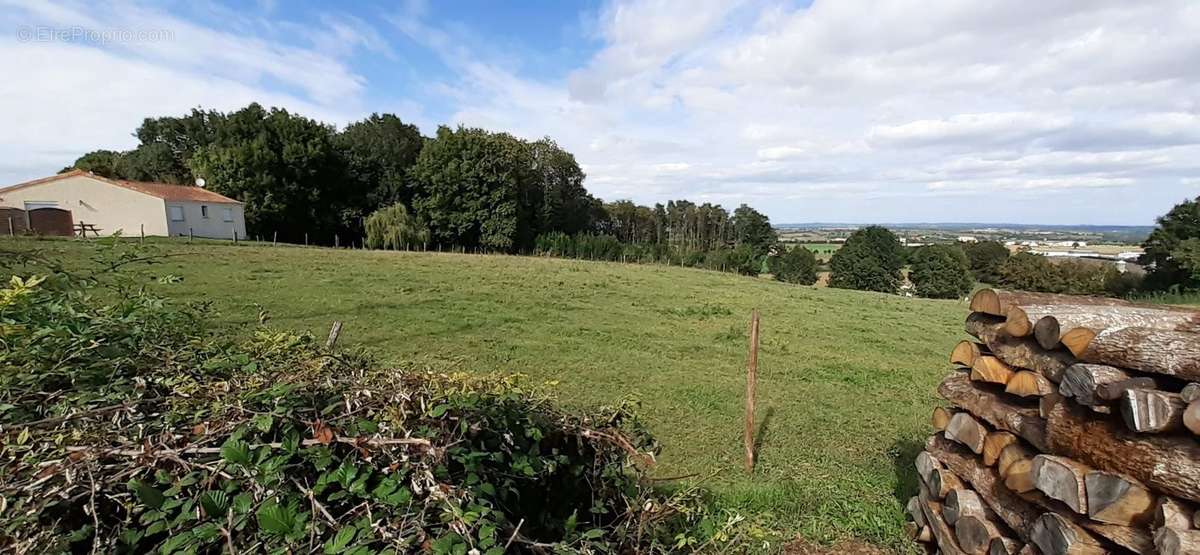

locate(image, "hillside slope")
[[9, 239, 964, 549]]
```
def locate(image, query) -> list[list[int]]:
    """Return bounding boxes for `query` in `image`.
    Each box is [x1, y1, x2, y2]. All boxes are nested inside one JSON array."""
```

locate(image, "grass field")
[[4, 238, 965, 550]]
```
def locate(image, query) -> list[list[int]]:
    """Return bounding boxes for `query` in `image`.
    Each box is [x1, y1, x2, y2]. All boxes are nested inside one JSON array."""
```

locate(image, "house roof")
[[0, 170, 243, 205]]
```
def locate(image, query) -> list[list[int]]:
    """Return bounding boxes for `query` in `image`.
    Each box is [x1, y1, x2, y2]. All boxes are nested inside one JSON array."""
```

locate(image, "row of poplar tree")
[[65, 103, 779, 263]]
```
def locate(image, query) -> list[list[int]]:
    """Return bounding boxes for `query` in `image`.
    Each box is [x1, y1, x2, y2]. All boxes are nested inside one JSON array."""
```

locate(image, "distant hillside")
[[777, 222, 1153, 242]]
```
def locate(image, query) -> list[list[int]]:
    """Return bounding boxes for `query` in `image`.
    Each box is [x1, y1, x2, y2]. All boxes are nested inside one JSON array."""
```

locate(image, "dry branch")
[[1077, 327, 1200, 380]]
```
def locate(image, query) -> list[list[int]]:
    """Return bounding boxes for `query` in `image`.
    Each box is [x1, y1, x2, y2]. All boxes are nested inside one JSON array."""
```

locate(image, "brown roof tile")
[[0, 170, 243, 204]]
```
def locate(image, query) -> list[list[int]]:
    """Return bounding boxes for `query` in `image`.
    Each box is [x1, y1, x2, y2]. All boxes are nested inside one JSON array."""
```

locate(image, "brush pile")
[[907, 288, 1200, 555]]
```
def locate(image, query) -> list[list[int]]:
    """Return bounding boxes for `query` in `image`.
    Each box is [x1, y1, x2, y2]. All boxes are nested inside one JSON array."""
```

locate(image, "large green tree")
[[999, 252, 1061, 292], [908, 244, 973, 299], [410, 126, 538, 251], [1141, 196, 1200, 290], [529, 139, 595, 236], [335, 113, 425, 213], [962, 240, 1010, 284], [772, 246, 818, 285], [828, 226, 904, 293], [732, 204, 777, 257]]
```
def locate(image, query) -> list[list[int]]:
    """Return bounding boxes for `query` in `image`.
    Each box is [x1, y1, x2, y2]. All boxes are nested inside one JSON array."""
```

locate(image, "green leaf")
[[129, 479, 166, 509], [429, 404, 449, 418], [256, 502, 297, 536], [200, 491, 229, 518], [322, 526, 357, 554], [221, 439, 251, 466]]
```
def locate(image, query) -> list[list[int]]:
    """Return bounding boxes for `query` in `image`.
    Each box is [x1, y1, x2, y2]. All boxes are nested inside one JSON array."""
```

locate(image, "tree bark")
[[966, 313, 1076, 383], [939, 372, 1048, 452], [1044, 395, 1200, 503], [988, 537, 1023, 555], [1015, 304, 1200, 351], [1155, 527, 1200, 555], [1059, 364, 1129, 407], [1096, 378, 1162, 403], [957, 515, 1011, 555], [1084, 470, 1156, 527], [1181, 383, 1200, 404], [1078, 327, 1200, 381], [933, 466, 967, 500], [969, 289, 1131, 317], [1154, 497, 1194, 530], [908, 495, 929, 528], [1032, 455, 1091, 514], [1185, 401, 1200, 436], [1118, 389, 1186, 433], [1006, 371, 1055, 398], [920, 479, 967, 555]]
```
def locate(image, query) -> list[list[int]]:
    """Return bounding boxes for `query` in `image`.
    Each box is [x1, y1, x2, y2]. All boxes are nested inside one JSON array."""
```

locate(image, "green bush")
[[365, 203, 430, 250], [962, 240, 1010, 284], [908, 244, 973, 299], [0, 247, 723, 553], [998, 252, 1061, 292], [828, 226, 904, 293], [772, 246, 818, 285]]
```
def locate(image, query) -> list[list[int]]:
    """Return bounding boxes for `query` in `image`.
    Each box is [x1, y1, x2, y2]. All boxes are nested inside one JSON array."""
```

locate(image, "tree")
[[998, 252, 1061, 292], [1141, 196, 1200, 290], [410, 126, 538, 251], [187, 104, 348, 243], [732, 204, 777, 257], [909, 244, 973, 299], [772, 246, 818, 285], [68, 150, 125, 178], [529, 139, 594, 236], [365, 203, 430, 250], [962, 240, 1010, 284], [335, 113, 425, 212], [828, 226, 904, 293]]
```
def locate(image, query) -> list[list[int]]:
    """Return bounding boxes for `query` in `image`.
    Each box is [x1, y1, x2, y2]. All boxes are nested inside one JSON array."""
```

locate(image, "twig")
[[65, 436, 431, 458], [504, 518, 525, 550], [87, 465, 100, 555], [222, 509, 238, 555], [579, 429, 655, 468], [292, 478, 338, 525], [8, 398, 158, 431]]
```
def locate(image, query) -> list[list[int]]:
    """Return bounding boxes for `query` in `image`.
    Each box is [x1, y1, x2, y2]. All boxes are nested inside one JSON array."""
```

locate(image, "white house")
[[0, 170, 246, 239]]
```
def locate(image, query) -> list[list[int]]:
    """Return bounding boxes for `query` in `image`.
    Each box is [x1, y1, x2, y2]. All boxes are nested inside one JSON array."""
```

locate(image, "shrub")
[[962, 240, 1010, 284], [365, 203, 430, 250], [772, 246, 818, 285], [828, 226, 904, 293], [908, 244, 973, 299], [998, 252, 1061, 292], [0, 247, 720, 553]]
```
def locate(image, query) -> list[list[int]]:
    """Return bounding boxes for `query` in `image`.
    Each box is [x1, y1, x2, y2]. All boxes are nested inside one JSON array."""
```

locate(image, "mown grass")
[[5, 238, 965, 551]]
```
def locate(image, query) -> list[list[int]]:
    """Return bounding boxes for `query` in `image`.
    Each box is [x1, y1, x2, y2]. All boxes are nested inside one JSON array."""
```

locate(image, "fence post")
[[188, 228, 193, 242], [233, 229, 238, 244], [335, 234, 340, 248], [304, 232, 308, 247], [272, 231, 277, 247], [140, 223, 145, 243], [7, 217, 12, 236], [744, 309, 760, 474]]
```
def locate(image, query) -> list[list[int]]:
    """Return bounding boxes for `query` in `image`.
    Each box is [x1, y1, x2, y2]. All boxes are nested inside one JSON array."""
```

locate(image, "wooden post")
[[272, 231, 277, 247], [335, 234, 340, 248], [188, 228, 193, 242], [304, 232, 308, 247], [744, 309, 760, 473], [233, 230, 238, 244], [7, 217, 12, 236], [325, 321, 343, 350], [140, 223, 144, 243]]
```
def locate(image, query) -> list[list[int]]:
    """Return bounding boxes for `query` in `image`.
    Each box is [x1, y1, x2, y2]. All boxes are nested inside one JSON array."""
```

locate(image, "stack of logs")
[[906, 288, 1200, 555]]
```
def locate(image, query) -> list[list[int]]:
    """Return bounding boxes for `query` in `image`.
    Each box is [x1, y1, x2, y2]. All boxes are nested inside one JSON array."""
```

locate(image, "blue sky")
[[2, 0, 1199, 225]]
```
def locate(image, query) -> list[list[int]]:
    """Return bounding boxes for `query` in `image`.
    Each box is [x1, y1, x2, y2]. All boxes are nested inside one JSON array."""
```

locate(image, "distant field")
[[5, 238, 965, 551], [794, 242, 842, 261]]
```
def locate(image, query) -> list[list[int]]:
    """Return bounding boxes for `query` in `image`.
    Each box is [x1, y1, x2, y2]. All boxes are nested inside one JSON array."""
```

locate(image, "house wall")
[[0, 175, 168, 236], [165, 201, 246, 239]]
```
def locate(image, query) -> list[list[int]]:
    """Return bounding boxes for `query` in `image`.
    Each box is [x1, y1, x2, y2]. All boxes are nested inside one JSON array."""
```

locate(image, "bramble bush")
[[0, 244, 740, 553]]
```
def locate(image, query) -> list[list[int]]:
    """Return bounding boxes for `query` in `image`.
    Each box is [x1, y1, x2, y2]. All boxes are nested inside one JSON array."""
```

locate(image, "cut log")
[[1119, 389, 1186, 433], [969, 289, 1132, 318], [946, 412, 990, 454], [946, 489, 988, 526], [972, 356, 1016, 385], [1041, 392, 1063, 418], [997, 443, 1034, 479], [1084, 470, 1156, 526], [1095, 377, 1161, 403], [966, 313, 1076, 383], [956, 514, 1009, 555], [1030, 512, 1109, 555], [932, 466, 966, 500], [1033, 315, 1066, 351], [1182, 383, 1200, 404], [909, 495, 930, 528], [905, 520, 926, 541], [1155, 527, 1200, 555], [983, 432, 1019, 467], [1032, 455, 1091, 514], [1044, 395, 1200, 503], [927, 435, 1040, 541], [1060, 327, 1097, 359], [988, 537, 1022, 555], [953, 340, 986, 367], [1078, 327, 1200, 381], [939, 372, 1048, 452], [1154, 497, 1194, 530], [933, 406, 957, 432], [1186, 401, 1200, 436], [920, 480, 967, 555], [1059, 364, 1129, 406], [1004, 459, 1037, 494], [1024, 304, 1200, 353], [1006, 371, 1054, 397], [927, 435, 1152, 552], [917, 450, 943, 490]]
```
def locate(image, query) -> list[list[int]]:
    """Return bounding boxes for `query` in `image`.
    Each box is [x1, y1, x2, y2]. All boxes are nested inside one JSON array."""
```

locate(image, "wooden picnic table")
[[74, 222, 102, 238]]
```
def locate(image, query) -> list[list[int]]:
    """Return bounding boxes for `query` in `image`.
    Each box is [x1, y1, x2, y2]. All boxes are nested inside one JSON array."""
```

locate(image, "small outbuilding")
[[0, 170, 246, 239]]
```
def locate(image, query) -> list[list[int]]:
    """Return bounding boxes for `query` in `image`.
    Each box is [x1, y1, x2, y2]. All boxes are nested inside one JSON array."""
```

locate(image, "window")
[[222, 207, 234, 222], [168, 206, 185, 222], [201, 205, 209, 218]]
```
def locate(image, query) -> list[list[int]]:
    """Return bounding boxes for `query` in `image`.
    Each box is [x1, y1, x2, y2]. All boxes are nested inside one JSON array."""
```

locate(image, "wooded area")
[[908, 288, 1200, 555]]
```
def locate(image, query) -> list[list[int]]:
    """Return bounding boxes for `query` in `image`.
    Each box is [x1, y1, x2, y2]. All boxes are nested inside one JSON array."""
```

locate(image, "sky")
[[1, 0, 1198, 225]]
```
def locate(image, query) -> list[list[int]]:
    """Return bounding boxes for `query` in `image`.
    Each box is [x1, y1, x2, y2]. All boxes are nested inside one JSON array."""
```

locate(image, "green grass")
[[5, 238, 965, 550]]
